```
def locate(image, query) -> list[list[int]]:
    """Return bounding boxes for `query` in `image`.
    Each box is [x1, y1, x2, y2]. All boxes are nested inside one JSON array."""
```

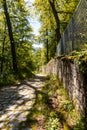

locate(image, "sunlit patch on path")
[[0, 74, 47, 130]]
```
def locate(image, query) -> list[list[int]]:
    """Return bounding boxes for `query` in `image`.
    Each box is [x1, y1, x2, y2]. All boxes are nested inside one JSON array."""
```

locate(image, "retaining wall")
[[42, 58, 87, 115]]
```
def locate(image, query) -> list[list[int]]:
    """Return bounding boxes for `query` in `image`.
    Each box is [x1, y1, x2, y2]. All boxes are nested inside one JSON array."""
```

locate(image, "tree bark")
[[46, 29, 49, 63], [48, 0, 61, 44], [3, 0, 18, 73], [1, 22, 6, 73]]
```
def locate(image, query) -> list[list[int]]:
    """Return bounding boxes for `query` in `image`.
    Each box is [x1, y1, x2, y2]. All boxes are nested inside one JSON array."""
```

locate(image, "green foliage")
[[17, 43, 35, 69], [72, 44, 87, 74], [17, 67, 34, 79], [0, 0, 36, 83], [21, 74, 85, 130], [62, 100, 74, 112], [47, 76, 85, 129], [34, 47, 49, 72], [46, 117, 59, 130], [34, 0, 79, 60], [73, 116, 85, 130], [0, 69, 34, 86], [58, 44, 87, 75], [0, 72, 17, 86]]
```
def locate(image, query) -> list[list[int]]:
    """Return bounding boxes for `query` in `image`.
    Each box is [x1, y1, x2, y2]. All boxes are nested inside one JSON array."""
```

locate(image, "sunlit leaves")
[[0, 0, 35, 75], [34, 0, 79, 63]]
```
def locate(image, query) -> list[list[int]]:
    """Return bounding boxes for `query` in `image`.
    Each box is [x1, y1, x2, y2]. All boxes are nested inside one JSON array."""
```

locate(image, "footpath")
[[0, 74, 46, 130]]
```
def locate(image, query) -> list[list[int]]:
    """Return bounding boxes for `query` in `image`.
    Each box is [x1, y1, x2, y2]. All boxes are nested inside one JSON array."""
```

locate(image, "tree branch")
[[57, 11, 73, 14]]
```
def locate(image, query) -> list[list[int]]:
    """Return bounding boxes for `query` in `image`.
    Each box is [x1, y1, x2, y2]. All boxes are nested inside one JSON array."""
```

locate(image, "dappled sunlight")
[[0, 74, 46, 129]]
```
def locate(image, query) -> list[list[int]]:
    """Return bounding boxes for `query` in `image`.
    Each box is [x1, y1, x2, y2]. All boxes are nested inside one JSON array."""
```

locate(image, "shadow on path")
[[0, 74, 47, 130]]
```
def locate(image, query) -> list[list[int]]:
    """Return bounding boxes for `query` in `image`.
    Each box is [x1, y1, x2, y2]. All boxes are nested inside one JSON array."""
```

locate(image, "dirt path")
[[0, 74, 47, 130]]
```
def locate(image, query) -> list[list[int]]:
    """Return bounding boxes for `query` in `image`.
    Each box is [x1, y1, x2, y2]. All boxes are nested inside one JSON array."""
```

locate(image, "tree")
[[48, 0, 61, 44], [0, 5, 11, 73], [9, 0, 33, 46], [45, 29, 49, 62], [0, 22, 6, 73], [0, 0, 36, 82], [34, 0, 79, 61], [3, 0, 18, 72]]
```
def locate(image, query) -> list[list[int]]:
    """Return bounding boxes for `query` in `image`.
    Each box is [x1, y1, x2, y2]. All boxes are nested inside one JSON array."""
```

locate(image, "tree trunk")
[[1, 22, 6, 73], [46, 29, 49, 63], [49, 0, 61, 49], [3, 0, 18, 73]]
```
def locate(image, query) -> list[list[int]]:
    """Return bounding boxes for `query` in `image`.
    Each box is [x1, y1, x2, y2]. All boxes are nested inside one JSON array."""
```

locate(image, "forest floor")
[[0, 74, 84, 130]]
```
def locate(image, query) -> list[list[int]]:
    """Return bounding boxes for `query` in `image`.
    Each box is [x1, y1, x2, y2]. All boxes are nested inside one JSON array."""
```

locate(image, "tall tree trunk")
[[3, 0, 18, 73], [46, 29, 49, 63], [1, 22, 6, 73], [49, 0, 61, 51]]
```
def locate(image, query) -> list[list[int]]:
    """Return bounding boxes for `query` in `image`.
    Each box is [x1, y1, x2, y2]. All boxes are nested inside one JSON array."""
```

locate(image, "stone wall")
[[42, 58, 87, 115]]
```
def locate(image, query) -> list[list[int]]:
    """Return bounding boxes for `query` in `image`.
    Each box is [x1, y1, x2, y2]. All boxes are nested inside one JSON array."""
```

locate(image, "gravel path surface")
[[0, 74, 46, 130]]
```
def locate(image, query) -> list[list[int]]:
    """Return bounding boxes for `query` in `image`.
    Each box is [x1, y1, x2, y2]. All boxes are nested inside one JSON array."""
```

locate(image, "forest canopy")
[[0, 0, 79, 85], [34, 0, 79, 62]]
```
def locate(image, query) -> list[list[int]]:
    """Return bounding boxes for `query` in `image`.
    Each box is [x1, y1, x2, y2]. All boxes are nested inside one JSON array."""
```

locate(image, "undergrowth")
[[0, 69, 34, 87], [61, 44, 87, 75], [24, 75, 85, 130]]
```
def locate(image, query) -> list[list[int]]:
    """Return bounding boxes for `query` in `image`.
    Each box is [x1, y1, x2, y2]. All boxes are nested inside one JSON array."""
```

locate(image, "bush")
[[0, 72, 16, 86]]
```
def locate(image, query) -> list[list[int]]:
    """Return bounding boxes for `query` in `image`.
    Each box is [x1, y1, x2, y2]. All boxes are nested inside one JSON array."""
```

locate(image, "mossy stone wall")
[[42, 58, 87, 115]]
